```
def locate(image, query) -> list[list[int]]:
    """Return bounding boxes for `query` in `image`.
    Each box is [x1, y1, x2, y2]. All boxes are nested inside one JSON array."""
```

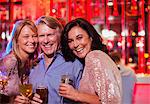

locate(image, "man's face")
[[37, 24, 60, 57]]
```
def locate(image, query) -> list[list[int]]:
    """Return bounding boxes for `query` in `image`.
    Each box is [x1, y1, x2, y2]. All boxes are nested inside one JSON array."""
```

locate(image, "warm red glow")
[[113, 0, 119, 16], [136, 37, 145, 73], [131, 0, 138, 15]]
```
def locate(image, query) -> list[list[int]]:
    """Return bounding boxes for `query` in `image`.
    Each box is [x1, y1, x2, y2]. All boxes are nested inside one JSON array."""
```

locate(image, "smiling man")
[[29, 16, 83, 104]]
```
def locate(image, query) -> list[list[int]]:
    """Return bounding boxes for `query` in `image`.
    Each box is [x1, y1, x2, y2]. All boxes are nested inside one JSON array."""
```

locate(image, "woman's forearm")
[[75, 91, 100, 104], [59, 84, 100, 104]]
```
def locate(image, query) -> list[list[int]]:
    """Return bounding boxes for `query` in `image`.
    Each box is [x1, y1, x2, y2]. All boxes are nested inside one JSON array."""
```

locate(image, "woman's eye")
[[77, 36, 82, 40], [23, 35, 29, 38], [68, 40, 72, 43]]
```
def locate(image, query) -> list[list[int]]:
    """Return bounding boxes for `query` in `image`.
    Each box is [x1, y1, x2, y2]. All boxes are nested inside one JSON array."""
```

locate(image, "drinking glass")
[[35, 82, 48, 104], [0, 71, 9, 93], [61, 75, 74, 86], [19, 84, 32, 97], [60, 74, 75, 104]]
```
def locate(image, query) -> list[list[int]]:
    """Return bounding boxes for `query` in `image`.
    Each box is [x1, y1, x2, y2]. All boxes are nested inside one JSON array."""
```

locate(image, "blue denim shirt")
[[29, 52, 83, 104]]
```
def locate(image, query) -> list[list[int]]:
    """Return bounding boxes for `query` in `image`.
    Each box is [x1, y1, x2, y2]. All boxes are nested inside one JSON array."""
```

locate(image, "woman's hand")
[[30, 93, 43, 104], [59, 84, 100, 104], [59, 83, 79, 101], [14, 95, 30, 104]]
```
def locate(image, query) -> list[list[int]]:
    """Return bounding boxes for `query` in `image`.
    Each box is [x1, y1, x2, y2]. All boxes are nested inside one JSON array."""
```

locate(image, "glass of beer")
[[19, 84, 32, 97], [36, 82, 48, 104]]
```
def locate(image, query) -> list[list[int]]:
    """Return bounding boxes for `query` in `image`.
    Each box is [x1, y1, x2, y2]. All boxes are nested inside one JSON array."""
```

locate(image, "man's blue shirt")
[[29, 52, 83, 104]]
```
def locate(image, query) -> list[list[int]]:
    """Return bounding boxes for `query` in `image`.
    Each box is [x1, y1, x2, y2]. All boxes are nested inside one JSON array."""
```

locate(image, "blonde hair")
[[6, 19, 38, 77]]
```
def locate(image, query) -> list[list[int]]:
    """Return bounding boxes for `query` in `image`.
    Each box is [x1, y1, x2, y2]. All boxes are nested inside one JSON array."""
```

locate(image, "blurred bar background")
[[0, 0, 150, 103], [0, 0, 150, 74]]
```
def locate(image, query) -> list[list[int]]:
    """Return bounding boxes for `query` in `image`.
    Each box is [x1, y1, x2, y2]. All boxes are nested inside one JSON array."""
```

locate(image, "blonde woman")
[[0, 19, 38, 103]]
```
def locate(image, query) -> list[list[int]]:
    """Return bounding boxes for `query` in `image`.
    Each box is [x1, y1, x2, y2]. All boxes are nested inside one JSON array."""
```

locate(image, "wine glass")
[[60, 74, 75, 104], [61, 75, 74, 86], [19, 74, 32, 98], [19, 84, 32, 97], [0, 71, 9, 93]]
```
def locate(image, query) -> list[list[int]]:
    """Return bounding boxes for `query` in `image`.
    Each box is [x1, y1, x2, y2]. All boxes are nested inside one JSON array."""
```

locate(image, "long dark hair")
[[61, 18, 108, 62]]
